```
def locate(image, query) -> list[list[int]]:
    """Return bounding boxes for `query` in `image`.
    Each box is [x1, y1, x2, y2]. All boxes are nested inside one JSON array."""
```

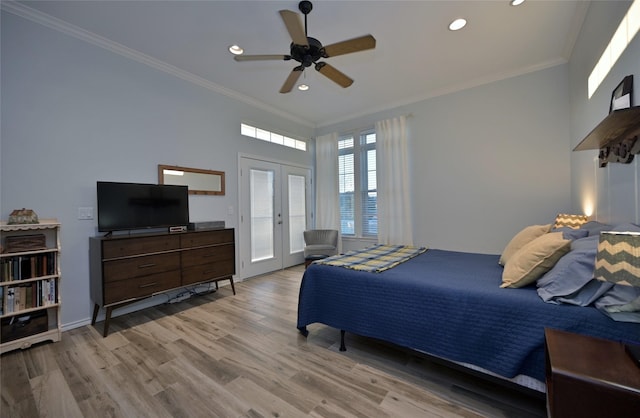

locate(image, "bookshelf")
[[0, 219, 61, 353]]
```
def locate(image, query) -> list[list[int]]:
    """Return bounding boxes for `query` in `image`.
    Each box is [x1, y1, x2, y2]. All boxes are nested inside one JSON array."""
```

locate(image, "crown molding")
[[1, 1, 315, 128], [317, 57, 568, 128]]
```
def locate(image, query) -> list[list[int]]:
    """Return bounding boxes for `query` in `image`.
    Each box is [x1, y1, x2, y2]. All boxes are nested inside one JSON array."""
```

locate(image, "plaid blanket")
[[314, 244, 428, 273]]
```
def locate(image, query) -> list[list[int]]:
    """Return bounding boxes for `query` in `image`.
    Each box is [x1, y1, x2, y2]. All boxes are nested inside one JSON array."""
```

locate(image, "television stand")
[[89, 228, 235, 336]]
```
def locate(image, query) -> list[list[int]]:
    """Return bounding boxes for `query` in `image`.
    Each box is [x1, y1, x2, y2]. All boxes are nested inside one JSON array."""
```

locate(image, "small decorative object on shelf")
[[8, 208, 39, 225], [598, 75, 637, 166], [610, 75, 633, 113], [0, 219, 61, 353], [4, 234, 46, 253]]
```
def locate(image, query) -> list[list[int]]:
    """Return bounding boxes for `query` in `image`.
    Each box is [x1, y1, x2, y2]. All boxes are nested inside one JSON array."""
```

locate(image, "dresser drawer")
[[102, 235, 180, 259], [104, 270, 181, 305], [181, 229, 234, 248], [181, 244, 234, 267], [103, 253, 181, 283], [182, 260, 234, 286]]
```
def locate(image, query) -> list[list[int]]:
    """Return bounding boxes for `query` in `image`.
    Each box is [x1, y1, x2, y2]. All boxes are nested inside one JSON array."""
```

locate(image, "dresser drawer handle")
[[138, 263, 156, 269], [138, 282, 158, 288]]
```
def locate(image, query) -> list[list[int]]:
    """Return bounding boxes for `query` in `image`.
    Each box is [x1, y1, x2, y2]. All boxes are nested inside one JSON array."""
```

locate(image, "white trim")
[[61, 318, 92, 332], [1, 0, 314, 129], [318, 58, 567, 128]]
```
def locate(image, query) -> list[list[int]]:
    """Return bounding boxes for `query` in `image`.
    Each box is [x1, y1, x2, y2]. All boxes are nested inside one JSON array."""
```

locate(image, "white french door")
[[239, 156, 311, 279]]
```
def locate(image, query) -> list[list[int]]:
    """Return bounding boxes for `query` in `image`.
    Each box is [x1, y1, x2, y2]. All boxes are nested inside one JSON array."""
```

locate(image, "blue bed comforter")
[[297, 249, 640, 382]]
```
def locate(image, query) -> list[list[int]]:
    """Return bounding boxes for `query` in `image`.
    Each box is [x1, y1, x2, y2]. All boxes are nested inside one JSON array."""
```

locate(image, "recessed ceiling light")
[[298, 84, 309, 91], [229, 45, 243, 55], [510, 0, 525, 6], [448, 18, 467, 31]]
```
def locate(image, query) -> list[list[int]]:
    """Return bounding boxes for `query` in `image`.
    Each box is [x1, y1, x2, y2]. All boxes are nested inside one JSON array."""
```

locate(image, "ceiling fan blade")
[[234, 54, 290, 62], [279, 10, 308, 46], [315, 62, 353, 88], [323, 35, 376, 58], [280, 67, 304, 94]]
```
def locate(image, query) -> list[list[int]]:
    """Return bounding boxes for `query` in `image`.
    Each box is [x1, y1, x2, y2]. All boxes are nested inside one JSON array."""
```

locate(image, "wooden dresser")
[[90, 228, 235, 336]]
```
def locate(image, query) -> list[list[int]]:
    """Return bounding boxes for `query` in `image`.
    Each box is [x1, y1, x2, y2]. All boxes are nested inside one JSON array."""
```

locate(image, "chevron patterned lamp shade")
[[553, 213, 589, 229], [595, 231, 640, 287]]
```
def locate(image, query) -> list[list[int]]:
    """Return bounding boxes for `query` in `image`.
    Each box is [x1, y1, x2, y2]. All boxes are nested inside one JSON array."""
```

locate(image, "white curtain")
[[314, 132, 340, 233], [375, 116, 413, 245]]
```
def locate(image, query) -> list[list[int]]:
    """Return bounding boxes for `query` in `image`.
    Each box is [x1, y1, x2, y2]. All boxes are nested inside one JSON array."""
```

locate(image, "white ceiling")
[[8, 1, 589, 128]]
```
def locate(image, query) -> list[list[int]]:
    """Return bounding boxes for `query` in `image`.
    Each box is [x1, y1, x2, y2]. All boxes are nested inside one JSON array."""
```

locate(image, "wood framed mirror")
[[158, 164, 225, 195]]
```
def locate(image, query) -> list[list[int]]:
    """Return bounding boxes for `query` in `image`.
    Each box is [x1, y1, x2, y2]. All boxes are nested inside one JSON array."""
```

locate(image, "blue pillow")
[[537, 235, 601, 304], [609, 222, 640, 233], [595, 285, 640, 323], [553, 226, 589, 241], [579, 221, 612, 236]]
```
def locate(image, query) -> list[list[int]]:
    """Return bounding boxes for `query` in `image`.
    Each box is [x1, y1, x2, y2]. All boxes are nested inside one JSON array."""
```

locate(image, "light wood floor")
[[1, 265, 546, 417]]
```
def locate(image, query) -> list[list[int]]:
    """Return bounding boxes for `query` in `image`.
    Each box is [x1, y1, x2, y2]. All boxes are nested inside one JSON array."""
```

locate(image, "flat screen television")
[[97, 181, 189, 232]]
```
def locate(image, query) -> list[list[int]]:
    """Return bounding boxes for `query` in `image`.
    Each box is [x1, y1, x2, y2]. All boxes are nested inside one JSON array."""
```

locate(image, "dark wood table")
[[545, 328, 640, 418]]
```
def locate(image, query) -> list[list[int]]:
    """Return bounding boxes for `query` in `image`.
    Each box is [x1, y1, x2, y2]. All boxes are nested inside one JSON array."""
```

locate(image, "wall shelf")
[[573, 106, 640, 151]]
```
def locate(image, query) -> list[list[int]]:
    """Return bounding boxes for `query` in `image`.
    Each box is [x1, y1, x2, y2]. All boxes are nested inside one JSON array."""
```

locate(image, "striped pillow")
[[554, 213, 588, 229]]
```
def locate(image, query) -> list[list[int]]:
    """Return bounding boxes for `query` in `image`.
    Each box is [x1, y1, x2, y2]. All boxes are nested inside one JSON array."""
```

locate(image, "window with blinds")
[[338, 130, 377, 237]]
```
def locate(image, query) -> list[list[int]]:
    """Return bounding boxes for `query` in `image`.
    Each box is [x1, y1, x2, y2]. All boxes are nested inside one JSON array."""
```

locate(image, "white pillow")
[[499, 224, 551, 266], [501, 232, 571, 288]]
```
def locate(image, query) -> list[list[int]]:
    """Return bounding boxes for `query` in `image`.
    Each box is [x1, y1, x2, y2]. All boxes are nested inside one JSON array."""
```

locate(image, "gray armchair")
[[303, 229, 339, 258]]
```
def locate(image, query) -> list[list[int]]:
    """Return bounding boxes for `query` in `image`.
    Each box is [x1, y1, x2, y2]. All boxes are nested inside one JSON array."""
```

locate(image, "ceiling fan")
[[233, 1, 376, 93]]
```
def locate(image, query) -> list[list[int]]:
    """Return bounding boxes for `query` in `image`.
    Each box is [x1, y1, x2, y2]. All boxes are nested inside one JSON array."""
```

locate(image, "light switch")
[[228, 205, 234, 215], [78, 206, 94, 220]]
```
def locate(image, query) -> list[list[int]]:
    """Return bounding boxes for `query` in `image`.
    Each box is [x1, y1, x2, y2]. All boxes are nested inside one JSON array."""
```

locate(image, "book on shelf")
[[6, 288, 15, 314], [1, 279, 56, 314], [1, 253, 56, 282]]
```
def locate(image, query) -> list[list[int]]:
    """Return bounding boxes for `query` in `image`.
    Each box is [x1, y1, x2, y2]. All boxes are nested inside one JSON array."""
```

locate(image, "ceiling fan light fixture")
[[234, 1, 374, 93], [229, 45, 244, 55], [448, 18, 467, 31], [298, 84, 310, 91], [510, 0, 526, 6]]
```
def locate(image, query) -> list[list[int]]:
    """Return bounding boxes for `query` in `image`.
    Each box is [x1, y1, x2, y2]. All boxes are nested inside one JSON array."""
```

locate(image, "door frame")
[[237, 153, 313, 279]]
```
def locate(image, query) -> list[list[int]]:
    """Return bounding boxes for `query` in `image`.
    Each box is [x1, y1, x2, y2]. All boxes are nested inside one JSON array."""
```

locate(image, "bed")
[[296, 232, 640, 391]]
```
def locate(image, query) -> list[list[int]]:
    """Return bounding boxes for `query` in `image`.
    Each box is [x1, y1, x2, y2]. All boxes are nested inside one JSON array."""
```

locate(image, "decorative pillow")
[[579, 221, 612, 236], [501, 232, 571, 288], [499, 224, 551, 266], [537, 235, 602, 303], [553, 213, 589, 229], [609, 222, 640, 233], [595, 285, 640, 323], [553, 226, 589, 241]]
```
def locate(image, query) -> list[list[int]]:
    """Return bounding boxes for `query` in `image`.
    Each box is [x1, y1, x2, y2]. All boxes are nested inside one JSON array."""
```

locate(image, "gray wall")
[[569, 0, 639, 225], [319, 64, 572, 254], [1, 12, 313, 328]]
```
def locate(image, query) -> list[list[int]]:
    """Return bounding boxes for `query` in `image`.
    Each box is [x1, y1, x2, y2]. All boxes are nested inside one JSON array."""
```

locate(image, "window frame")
[[338, 128, 377, 238]]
